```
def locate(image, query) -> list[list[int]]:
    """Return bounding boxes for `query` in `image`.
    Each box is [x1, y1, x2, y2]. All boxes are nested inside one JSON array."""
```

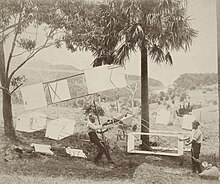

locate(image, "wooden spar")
[[150, 130, 190, 135], [43, 72, 84, 85], [47, 94, 89, 106], [42, 65, 122, 85]]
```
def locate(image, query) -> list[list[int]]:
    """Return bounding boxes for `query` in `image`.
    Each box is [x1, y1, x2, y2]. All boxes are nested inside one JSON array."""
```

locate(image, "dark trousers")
[[88, 132, 112, 163], [191, 141, 202, 173]]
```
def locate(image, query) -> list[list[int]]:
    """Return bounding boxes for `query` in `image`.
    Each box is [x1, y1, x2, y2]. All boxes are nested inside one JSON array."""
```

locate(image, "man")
[[180, 120, 202, 174], [87, 114, 114, 166]]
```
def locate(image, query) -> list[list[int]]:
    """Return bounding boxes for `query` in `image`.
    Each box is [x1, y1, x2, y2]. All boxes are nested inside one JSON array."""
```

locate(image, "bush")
[[82, 104, 105, 116]]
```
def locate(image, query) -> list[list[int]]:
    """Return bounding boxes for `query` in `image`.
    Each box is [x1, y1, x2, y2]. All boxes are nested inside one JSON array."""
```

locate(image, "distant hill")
[[126, 75, 163, 89], [14, 60, 82, 86], [24, 59, 81, 71], [174, 73, 217, 90]]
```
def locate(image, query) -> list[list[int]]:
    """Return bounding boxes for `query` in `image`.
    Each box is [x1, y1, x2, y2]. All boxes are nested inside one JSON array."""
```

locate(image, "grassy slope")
[[0, 174, 132, 184], [0, 104, 219, 183]]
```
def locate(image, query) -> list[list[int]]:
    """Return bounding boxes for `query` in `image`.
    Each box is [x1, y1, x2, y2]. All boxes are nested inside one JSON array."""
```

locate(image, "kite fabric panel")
[[48, 79, 71, 103], [84, 65, 127, 94], [45, 118, 76, 140], [21, 83, 47, 111], [155, 110, 171, 125], [109, 66, 127, 88], [182, 115, 196, 130]]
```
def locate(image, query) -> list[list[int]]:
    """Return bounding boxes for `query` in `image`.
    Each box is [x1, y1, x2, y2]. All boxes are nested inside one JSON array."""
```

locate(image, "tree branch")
[[8, 27, 57, 81], [10, 83, 23, 95], [12, 50, 30, 58], [9, 42, 54, 82], [6, 1, 24, 78], [0, 23, 19, 35]]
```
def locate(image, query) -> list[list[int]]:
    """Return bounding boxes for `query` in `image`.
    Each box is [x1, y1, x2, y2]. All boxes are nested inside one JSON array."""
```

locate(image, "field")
[[0, 87, 219, 183]]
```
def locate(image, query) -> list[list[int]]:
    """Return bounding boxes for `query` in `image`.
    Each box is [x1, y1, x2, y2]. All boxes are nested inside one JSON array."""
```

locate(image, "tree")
[[0, 0, 65, 140], [95, 0, 197, 149], [57, 0, 197, 149], [126, 75, 140, 114]]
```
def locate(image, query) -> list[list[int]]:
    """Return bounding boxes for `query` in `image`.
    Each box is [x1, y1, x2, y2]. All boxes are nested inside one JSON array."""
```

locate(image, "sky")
[[23, 0, 218, 86]]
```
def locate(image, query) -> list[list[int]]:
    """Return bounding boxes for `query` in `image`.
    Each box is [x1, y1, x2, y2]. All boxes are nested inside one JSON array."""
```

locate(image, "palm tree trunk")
[[217, 0, 220, 165], [140, 46, 150, 150]]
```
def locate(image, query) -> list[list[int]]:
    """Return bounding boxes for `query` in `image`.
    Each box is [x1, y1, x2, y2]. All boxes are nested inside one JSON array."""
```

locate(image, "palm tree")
[[96, 0, 197, 149], [58, 0, 197, 149]]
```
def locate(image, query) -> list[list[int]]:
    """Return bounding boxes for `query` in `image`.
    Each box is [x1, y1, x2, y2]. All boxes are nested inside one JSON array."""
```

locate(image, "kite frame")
[[127, 132, 184, 157]]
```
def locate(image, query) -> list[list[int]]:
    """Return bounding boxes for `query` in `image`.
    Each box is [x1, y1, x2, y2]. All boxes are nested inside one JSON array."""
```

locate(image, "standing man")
[[180, 120, 202, 174], [87, 114, 114, 166]]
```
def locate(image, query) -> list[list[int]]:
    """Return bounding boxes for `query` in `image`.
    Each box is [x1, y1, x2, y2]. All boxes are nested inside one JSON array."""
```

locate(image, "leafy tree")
[[0, 0, 65, 140], [58, 0, 197, 149]]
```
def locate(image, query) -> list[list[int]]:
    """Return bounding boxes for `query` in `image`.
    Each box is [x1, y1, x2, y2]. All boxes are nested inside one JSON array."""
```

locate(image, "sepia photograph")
[[0, 0, 220, 183]]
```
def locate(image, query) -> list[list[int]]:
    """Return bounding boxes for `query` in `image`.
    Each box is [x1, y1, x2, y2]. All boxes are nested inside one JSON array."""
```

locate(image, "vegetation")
[[0, 0, 66, 140], [174, 73, 217, 90]]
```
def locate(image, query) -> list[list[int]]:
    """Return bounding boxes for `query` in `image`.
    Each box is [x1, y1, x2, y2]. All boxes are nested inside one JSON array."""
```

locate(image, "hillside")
[[125, 75, 164, 90], [174, 73, 217, 90]]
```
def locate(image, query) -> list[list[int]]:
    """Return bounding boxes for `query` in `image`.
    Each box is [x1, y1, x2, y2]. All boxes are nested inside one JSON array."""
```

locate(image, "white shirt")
[[190, 128, 202, 144], [86, 120, 102, 133]]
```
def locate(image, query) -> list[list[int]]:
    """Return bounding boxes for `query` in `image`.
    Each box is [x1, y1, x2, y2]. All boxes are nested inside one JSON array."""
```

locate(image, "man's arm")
[[179, 136, 190, 142], [97, 128, 109, 134], [87, 122, 102, 131]]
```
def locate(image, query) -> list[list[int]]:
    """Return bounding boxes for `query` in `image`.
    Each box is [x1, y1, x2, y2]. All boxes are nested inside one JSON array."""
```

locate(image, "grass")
[[0, 174, 133, 184]]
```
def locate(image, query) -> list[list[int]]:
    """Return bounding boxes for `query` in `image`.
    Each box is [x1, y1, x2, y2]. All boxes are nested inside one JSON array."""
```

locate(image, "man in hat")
[[180, 120, 202, 173], [87, 114, 114, 166]]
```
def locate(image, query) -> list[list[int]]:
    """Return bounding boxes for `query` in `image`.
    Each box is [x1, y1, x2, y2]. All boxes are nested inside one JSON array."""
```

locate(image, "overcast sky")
[[31, 0, 217, 86]]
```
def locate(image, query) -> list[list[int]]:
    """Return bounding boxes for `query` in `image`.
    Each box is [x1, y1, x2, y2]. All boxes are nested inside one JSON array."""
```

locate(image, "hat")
[[89, 113, 95, 119], [192, 120, 200, 126]]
